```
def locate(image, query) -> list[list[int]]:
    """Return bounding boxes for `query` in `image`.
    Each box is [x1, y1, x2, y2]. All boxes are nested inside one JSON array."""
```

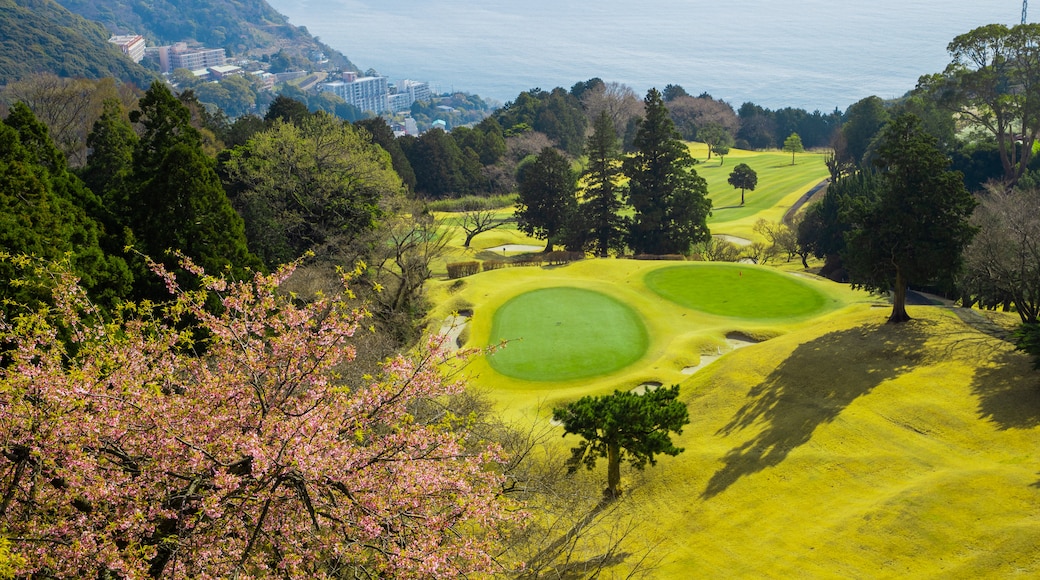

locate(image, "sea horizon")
[[266, 0, 1023, 112]]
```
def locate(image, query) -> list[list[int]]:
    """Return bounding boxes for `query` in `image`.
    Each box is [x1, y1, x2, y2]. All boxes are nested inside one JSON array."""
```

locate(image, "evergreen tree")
[[515, 147, 578, 252], [843, 114, 977, 323], [552, 385, 690, 499], [623, 89, 712, 255], [128, 81, 258, 299], [727, 163, 758, 205], [582, 111, 628, 256], [1, 104, 132, 309]]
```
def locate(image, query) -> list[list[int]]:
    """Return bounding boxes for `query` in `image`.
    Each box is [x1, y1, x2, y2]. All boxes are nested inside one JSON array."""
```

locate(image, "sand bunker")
[[437, 313, 470, 351], [484, 244, 544, 253], [681, 333, 760, 375]]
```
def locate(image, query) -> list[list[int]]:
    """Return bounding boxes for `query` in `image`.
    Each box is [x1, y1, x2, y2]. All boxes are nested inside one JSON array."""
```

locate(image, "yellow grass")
[[427, 261, 1040, 578]]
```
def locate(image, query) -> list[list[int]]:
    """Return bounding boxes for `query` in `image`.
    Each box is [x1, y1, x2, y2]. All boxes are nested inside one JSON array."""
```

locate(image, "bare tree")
[[666, 94, 739, 142], [460, 207, 506, 247], [753, 219, 798, 263], [580, 81, 643, 139], [963, 184, 1040, 321], [697, 237, 742, 262], [2, 74, 136, 166]]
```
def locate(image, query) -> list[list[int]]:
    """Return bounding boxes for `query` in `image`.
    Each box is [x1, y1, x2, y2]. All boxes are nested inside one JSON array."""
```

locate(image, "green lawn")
[[687, 144, 830, 240], [487, 286, 649, 381], [645, 263, 829, 319]]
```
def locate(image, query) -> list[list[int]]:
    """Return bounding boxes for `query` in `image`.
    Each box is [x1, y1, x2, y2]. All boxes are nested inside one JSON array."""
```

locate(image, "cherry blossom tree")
[[0, 255, 517, 579]]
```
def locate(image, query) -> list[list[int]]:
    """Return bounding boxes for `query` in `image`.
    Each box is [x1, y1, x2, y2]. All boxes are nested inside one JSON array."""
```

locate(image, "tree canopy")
[[918, 23, 1040, 186], [728, 162, 758, 205], [624, 88, 712, 255], [515, 146, 578, 252], [552, 385, 690, 499], [842, 114, 977, 323]]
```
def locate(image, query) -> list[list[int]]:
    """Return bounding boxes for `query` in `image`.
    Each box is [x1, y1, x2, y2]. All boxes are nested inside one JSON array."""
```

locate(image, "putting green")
[[645, 264, 828, 319], [487, 287, 649, 381]]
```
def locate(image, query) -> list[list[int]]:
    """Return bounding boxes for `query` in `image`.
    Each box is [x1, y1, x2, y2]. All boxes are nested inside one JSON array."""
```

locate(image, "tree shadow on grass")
[[969, 347, 1040, 431], [702, 321, 929, 499]]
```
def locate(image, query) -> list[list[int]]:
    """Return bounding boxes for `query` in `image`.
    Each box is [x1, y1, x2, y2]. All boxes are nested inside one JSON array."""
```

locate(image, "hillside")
[[427, 256, 1040, 578], [0, 0, 155, 86], [53, 0, 355, 68]]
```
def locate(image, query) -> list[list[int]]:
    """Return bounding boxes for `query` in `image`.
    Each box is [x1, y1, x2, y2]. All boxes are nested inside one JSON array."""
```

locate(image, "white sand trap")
[[483, 244, 544, 253], [437, 314, 470, 351], [714, 234, 753, 247], [681, 334, 760, 375], [630, 381, 663, 395]]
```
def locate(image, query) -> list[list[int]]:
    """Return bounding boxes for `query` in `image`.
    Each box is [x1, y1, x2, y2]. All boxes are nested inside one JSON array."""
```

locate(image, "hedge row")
[[446, 252, 586, 279], [447, 261, 480, 279]]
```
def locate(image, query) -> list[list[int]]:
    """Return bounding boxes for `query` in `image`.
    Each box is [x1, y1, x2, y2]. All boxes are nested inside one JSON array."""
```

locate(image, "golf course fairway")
[[645, 263, 829, 319], [487, 286, 649, 381]]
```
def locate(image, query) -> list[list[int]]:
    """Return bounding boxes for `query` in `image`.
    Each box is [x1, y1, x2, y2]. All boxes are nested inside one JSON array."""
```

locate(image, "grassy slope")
[[643, 305, 1040, 578], [687, 142, 830, 241], [427, 260, 1040, 578]]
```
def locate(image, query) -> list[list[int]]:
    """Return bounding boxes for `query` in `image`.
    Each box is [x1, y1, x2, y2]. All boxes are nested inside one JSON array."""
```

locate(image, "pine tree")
[[582, 111, 628, 256], [623, 89, 712, 255]]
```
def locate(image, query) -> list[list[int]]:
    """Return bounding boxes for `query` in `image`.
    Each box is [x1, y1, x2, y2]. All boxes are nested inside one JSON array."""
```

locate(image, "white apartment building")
[[109, 35, 146, 63], [319, 73, 390, 114], [147, 43, 226, 73]]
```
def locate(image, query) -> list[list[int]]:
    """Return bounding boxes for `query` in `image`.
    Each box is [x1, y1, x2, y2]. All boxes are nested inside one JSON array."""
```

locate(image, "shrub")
[[447, 261, 481, 279], [512, 254, 544, 267], [482, 259, 506, 272], [544, 251, 585, 265]]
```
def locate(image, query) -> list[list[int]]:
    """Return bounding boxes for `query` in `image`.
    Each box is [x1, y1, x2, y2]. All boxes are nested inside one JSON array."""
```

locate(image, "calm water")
[[266, 0, 1022, 112]]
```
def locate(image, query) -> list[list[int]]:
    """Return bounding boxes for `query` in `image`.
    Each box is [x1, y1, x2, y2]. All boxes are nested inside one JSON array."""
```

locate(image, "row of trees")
[[514, 89, 713, 256]]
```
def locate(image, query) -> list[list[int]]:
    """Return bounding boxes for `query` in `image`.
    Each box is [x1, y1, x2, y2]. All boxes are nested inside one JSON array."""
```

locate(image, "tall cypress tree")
[[582, 111, 628, 257], [623, 89, 712, 255], [128, 81, 258, 299]]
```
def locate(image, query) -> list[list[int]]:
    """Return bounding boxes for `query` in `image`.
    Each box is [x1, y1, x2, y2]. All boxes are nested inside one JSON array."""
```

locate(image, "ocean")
[[264, 0, 1022, 112]]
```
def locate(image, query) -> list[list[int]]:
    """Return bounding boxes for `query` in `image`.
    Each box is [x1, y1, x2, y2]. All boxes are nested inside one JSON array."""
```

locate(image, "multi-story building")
[[400, 80, 431, 104], [109, 35, 146, 63], [147, 43, 226, 73], [319, 72, 390, 114]]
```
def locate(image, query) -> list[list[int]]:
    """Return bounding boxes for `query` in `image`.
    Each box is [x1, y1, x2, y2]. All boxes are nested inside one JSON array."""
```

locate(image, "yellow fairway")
[[427, 260, 1040, 578]]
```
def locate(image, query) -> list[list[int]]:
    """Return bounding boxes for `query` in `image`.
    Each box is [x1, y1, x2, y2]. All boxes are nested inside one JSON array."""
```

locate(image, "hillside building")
[[108, 35, 146, 63], [319, 72, 389, 114], [147, 43, 227, 74]]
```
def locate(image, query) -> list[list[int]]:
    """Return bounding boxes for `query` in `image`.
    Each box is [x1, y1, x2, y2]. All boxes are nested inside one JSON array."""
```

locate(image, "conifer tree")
[[623, 89, 712, 255], [515, 146, 578, 252], [128, 81, 258, 299], [582, 111, 628, 256]]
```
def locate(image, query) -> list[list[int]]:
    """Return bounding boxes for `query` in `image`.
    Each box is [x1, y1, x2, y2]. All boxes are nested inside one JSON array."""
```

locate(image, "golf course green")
[[487, 287, 649, 381], [645, 263, 829, 319]]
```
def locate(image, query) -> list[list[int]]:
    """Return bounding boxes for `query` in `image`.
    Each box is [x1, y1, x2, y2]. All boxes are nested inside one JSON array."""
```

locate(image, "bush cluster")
[[447, 261, 481, 279]]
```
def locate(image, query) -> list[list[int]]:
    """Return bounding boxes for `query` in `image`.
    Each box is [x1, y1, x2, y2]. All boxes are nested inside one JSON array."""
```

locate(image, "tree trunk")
[[888, 269, 911, 323], [543, 239, 553, 253], [605, 442, 621, 499], [740, 189, 745, 205], [464, 232, 476, 247]]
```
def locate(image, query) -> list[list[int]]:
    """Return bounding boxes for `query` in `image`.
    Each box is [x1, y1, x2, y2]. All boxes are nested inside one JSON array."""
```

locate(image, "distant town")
[[108, 34, 448, 136]]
